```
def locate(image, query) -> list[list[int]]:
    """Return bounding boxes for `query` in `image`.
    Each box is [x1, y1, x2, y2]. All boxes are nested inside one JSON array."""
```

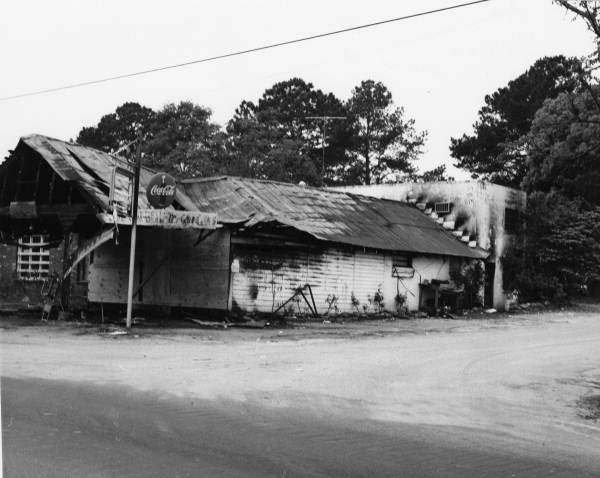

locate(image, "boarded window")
[[17, 234, 50, 281]]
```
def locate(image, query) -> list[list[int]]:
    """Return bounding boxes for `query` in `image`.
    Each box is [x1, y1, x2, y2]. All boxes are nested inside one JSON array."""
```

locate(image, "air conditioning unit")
[[434, 202, 451, 214]]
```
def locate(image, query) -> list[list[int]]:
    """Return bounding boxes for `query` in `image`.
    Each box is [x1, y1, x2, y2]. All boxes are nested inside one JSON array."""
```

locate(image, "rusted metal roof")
[[182, 177, 488, 259], [19, 134, 198, 212], [18, 135, 486, 258]]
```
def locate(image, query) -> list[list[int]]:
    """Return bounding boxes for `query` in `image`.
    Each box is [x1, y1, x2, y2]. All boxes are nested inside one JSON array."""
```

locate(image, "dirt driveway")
[[2, 308, 600, 475]]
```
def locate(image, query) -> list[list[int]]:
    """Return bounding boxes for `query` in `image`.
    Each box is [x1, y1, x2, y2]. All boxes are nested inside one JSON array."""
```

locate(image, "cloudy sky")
[[0, 0, 594, 178]]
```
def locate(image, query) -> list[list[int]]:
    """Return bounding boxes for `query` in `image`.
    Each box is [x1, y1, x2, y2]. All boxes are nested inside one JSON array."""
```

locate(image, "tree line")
[[76, 0, 600, 302], [450, 0, 600, 302], [77, 79, 435, 186]]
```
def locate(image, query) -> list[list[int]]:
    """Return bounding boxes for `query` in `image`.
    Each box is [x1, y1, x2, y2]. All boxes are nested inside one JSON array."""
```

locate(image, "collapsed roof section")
[[18, 134, 199, 212]]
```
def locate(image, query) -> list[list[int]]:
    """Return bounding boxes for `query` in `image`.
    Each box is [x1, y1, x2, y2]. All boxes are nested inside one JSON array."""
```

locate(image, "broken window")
[[392, 254, 414, 277], [17, 234, 50, 281]]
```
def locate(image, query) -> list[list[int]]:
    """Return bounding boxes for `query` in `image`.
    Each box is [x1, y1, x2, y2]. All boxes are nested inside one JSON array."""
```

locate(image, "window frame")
[[16, 234, 51, 282]]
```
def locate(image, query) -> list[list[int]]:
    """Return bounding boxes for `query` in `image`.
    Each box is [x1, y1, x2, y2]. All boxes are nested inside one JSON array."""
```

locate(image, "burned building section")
[[334, 181, 527, 310], [0, 135, 488, 318]]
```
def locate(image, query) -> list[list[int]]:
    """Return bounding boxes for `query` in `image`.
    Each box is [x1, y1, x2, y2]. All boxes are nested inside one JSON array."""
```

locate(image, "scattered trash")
[[189, 319, 228, 329], [231, 319, 266, 329], [485, 308, 497, 314], [106, 330, 127, 336]]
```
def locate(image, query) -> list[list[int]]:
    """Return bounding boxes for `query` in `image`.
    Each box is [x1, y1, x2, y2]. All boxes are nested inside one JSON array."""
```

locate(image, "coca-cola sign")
[[146, 173, 176, 209]]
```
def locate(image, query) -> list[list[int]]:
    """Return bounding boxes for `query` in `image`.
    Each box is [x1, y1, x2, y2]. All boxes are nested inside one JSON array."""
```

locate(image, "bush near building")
[[503, 192, 600, 302]]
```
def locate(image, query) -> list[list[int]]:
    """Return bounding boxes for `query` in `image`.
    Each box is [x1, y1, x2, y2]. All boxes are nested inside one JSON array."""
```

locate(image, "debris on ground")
[[189, 319, 229, 329], [577, 394, 600, 421]]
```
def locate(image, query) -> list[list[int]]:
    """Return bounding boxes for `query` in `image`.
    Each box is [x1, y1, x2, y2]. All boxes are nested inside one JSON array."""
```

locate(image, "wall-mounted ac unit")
[[434, 202, 451, 214]]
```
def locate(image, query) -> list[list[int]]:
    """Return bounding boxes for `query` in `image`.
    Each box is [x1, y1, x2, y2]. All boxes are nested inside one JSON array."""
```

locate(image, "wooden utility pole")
[[305, 116, 346, 186], [125, 131, 142, 329]]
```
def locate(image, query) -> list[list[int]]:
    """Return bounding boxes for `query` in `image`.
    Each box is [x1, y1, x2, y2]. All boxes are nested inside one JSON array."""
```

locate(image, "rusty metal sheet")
[[21, 135, 80, 181], [182, 177, 487, 260], [19, 134, 198, 215]]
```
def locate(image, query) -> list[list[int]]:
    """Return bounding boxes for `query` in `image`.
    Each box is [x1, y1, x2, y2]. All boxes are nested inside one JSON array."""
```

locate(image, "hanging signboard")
[[146, 173, 176, 209], [98, 209, 219, 230]]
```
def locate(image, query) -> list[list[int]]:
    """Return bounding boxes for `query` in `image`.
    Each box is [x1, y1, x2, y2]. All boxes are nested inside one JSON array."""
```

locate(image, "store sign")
[[146, 173, 176, 209], [98, 209, 218, 230]]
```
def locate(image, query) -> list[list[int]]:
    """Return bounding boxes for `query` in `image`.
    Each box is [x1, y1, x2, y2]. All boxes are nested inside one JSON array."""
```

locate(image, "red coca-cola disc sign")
[[146, 173, 176, 209]]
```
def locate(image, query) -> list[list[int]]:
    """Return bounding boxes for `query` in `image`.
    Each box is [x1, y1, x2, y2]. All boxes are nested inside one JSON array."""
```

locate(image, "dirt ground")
[[2, 306, 600, 474]]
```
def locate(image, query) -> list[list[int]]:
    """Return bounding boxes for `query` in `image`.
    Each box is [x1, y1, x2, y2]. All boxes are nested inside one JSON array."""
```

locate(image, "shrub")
[[503, 192, 600, 302]]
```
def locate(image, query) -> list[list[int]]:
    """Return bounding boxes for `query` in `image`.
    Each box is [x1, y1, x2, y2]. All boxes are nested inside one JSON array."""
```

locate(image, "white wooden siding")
[[231, 244, 386, 314]]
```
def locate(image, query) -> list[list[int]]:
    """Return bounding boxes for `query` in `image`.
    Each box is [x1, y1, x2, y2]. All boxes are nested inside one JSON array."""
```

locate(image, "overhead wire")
[[0, 0, 491, 102]]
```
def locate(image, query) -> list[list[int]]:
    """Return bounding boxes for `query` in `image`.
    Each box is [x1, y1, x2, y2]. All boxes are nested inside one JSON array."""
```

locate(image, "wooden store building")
[[0, 135, 487, 316]]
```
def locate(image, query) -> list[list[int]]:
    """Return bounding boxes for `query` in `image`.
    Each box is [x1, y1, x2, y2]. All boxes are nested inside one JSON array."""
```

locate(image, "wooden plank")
[[14, 152, 25, 201], [48, 171, 56, 205], [33, 156, 42, 201], [37, 204, 95, 216]]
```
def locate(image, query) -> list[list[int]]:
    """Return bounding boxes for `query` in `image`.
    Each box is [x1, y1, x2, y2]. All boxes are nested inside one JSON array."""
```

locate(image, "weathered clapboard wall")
[[88, 227, 230, 309], [87, 227, 455, 313], [230, 243, 453, 314]]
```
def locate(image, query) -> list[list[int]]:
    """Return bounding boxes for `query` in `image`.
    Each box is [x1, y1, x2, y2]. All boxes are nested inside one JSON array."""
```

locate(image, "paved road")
[[2, 377, 596, 478]]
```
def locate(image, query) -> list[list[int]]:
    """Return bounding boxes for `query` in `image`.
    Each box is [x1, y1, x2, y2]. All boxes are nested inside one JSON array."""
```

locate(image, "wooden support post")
[[33, 157, 42, 201], [125, 132, 142, 329], [48, 171, 56, 205], [14, 153, 25, 201], [61, 235, 71, 310]]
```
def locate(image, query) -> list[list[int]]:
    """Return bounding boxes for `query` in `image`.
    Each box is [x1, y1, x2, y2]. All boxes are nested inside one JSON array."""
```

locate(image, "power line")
[[0, 0, 491, 102]]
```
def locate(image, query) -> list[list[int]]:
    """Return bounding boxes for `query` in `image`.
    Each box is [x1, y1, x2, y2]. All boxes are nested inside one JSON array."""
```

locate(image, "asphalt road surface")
[[2, 376, 596, 478]]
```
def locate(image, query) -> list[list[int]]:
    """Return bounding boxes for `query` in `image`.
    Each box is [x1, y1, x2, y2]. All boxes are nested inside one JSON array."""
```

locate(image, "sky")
[[0, 0, 595, 179]]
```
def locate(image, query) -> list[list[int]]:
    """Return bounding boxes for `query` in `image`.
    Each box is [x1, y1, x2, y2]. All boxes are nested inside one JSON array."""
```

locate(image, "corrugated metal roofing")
[[20, 134, 198, 212], [19, 135, 486, 259], [182, 177, 488, 259]]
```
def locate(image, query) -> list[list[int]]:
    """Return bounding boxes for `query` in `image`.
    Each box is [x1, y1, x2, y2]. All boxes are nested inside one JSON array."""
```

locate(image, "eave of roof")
[[19, 134, 198, 213]]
